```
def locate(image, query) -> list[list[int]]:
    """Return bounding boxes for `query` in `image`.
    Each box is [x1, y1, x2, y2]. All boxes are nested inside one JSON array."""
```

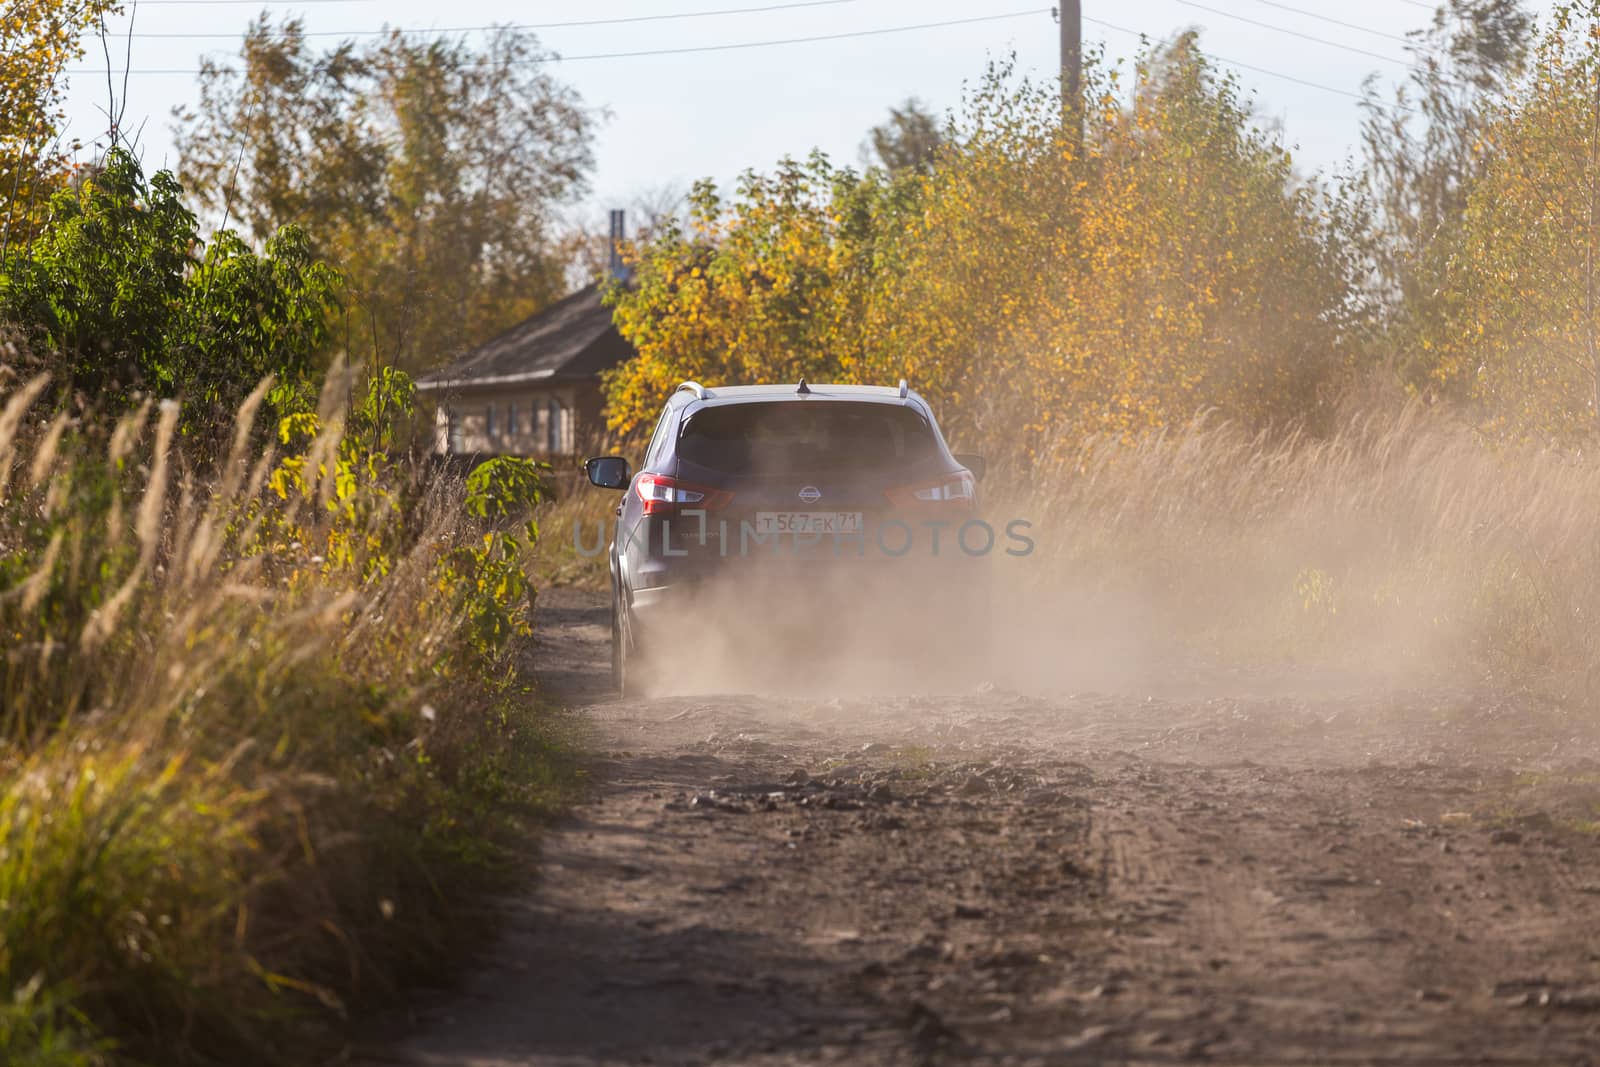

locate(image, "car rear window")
[[677, 402, 939, 475]]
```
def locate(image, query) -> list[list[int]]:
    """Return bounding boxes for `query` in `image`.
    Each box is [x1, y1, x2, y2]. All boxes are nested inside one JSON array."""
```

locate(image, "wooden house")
[[416, 213, 635, 456]]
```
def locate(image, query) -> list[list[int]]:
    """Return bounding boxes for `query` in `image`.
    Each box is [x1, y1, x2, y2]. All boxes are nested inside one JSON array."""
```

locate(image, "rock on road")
[[386, 587, 1600, 1066]]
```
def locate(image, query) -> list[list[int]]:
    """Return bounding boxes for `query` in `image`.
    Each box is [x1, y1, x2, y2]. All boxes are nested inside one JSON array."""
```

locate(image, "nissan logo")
[[798, 485, 822, 503]]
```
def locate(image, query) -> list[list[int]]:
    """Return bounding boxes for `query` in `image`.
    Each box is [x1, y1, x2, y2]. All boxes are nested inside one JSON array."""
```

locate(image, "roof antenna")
[[796, 377, 811, 395]]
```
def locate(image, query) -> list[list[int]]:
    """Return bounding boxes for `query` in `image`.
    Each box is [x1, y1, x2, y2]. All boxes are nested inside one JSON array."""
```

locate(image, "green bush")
[[0, 149, 339, 418]]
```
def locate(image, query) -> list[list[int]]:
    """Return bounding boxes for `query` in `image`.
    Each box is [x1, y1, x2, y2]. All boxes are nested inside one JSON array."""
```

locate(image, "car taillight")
[[885, 470, 977, 509], [634, 473, 731, 515]]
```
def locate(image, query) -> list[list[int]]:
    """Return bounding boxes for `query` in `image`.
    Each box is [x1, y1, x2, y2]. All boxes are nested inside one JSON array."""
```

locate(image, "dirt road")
[[390, 588, 1600, 1066]]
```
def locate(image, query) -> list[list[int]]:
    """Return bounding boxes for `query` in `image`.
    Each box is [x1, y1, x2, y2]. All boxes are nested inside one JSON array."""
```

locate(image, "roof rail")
[[676, 381, 711, 401], [897, 378, 909, 399]]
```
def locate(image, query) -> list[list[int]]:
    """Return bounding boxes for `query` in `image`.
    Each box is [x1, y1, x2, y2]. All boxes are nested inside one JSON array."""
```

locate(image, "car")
[[584, 379, 991, 696]]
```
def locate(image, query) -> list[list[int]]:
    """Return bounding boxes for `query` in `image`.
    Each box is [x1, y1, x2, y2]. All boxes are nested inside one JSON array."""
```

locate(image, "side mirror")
[[584, 456, 631, 490], [953, 453, 987, 483]]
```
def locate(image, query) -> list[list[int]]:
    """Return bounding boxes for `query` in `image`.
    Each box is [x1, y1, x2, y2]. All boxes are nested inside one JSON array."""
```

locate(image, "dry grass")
[[0, 370, 574, 1065], [524, 401, 1600, 699], [525, 436, 644, 592], [529, 480, 616, 591], [1002, 398, 1600, 697]]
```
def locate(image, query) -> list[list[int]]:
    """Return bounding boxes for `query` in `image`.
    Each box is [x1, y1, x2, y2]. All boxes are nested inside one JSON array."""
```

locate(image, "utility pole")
[[1056, 2, 1082, 143]]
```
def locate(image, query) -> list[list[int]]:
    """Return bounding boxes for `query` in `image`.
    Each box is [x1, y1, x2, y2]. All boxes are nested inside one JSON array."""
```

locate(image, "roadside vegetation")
[[0, 156, 572, 1067], [1023, 399, 1600, 694], [606, 0, 1600, 693], [0, 356, 570, 1064], [2, 10, 591, 1063], [529, 479, 616, 592]]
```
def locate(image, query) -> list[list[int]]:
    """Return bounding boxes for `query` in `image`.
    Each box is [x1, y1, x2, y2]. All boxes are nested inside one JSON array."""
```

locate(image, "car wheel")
[[611, 592, 629, 697], [613, 590, 648, 699]]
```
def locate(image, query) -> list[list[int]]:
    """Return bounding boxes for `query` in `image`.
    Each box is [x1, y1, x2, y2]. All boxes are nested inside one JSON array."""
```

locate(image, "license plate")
[[753, 511, 864, 535]]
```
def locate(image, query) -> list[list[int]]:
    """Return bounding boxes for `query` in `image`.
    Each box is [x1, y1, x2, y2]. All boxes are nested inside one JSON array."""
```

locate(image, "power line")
[[1083, 13, 1390, 106], [118, 0, 861, 37], [72, 4, 1414, 117], [1249, 0, 1416, 47], [1170, 0, 1409, 68], [70, 8, 1050, 75]]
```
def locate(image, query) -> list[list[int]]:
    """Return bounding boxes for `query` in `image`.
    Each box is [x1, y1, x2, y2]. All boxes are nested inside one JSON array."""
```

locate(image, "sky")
[[59, 0, 1561, 232]]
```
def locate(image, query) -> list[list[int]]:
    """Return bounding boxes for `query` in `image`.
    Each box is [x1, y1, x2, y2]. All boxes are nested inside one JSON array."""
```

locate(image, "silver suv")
[[585, 380, 990, 695]]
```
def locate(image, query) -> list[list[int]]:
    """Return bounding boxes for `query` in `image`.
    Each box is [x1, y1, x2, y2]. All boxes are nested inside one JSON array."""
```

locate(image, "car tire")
[[611, 592, 628, 697], [612, 590, 645, 699]]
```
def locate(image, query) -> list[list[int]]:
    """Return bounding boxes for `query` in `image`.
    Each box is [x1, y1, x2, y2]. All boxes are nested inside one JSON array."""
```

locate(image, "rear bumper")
[[625, 553, 990, 652]]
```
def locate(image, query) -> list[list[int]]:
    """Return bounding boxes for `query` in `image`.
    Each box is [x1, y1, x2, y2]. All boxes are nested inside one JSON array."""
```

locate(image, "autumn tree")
[[175, 18, 595, 376], [1360, 0, 1533, 337], [604, 156, 917, 432], [1414, 2, 1600, 441], [608, 44, 1360, 459], [0, 0, 122, 250], [863, 97, 944, 174]]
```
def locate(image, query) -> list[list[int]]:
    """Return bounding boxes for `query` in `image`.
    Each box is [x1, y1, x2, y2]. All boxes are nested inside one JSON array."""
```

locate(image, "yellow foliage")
[[606, 42, 1359, 460], [1412, 2, 1600, 444], [0, 0, 121, 242]]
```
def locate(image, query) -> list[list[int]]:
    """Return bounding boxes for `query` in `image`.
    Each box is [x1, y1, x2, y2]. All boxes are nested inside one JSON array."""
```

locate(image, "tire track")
[[376, 588, 1600, 1066]]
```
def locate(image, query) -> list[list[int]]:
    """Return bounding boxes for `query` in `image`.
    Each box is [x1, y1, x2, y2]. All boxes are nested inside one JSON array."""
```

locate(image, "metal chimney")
[[607, 209, 629, 281]]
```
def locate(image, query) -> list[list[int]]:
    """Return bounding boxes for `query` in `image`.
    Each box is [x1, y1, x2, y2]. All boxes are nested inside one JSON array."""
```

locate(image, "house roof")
[[415, 283, 634, 392]]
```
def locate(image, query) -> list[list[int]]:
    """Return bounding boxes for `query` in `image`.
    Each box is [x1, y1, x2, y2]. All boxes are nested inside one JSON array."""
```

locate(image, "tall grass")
[[531, 400, 1599, 698], [0, 366, 572, 1064], [1010, 397, 1600, 697], [528, 481, 617, 591]]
